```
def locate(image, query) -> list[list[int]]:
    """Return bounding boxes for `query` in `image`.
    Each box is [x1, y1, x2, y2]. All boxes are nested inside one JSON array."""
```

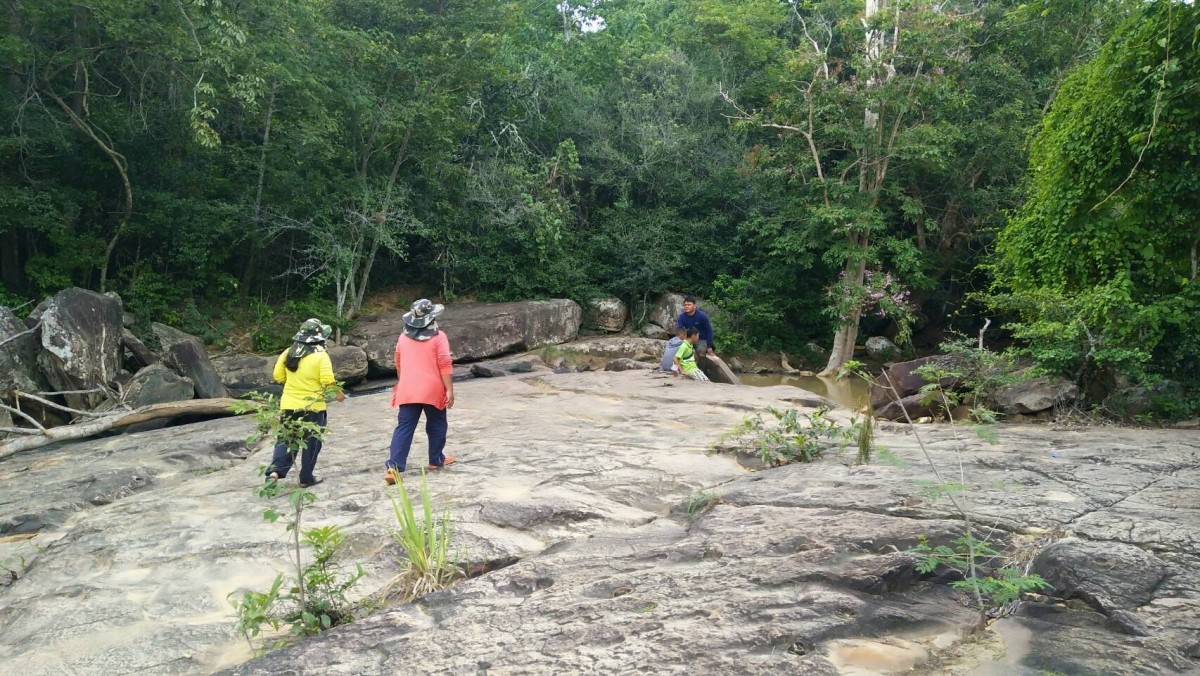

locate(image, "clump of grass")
[[684, 489, 721, 522], [386, 470, 461, 600], [856, 409, 875, 465]]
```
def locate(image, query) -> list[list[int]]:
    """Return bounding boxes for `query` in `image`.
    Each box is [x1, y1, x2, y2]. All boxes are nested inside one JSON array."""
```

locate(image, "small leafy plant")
[[230, 384, 342, 452], [912, 337, 1017, 422], [227, 384, 360, 654], [912, 534, 1051, 606], [720, 406, 860, 466], [229, 480, 365, 653]]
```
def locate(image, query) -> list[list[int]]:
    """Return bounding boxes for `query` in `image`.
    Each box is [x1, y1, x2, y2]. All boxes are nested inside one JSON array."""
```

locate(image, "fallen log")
[[0, 397, 256, 460]]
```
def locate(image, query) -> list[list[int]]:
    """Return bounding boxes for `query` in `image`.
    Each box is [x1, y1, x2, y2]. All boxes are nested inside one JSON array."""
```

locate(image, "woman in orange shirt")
[[386, 299, 456, 484]]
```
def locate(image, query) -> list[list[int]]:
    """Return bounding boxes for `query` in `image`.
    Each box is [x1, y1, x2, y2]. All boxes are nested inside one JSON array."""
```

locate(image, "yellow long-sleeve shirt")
[[274, 349, 336, 411]]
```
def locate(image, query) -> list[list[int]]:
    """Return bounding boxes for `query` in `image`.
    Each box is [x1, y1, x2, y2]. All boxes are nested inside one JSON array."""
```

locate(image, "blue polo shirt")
[[676, 309, 715, 351]]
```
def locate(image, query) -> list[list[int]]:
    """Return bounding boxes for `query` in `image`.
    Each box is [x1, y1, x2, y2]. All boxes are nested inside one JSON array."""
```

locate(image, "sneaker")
[[428, 455, 457, 471]]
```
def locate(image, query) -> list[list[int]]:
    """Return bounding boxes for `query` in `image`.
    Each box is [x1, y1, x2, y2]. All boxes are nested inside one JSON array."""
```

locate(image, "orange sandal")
[[428, 455, 457, 471]]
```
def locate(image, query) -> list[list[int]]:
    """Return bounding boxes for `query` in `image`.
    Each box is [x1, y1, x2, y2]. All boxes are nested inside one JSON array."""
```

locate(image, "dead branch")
[[0, 320, 41, 350], [14, 390, 105, 420], [0, 427, 42, 436], [0, 397, 258, 460], [0, 403, 47, 433], [42, 87, 132, 292], [33, 387, 109, 397]]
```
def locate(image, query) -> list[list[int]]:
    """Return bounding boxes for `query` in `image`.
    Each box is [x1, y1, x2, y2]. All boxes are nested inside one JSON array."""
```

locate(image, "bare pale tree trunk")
[[240, 83, 277, 295], [821, 254, 867, 376], [44, 88, 132, 293], [348, 127, 411, 320]]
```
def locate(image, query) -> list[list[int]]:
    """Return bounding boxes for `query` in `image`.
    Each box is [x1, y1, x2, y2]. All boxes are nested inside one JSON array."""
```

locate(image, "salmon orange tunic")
[[390, 332, 453, 408]]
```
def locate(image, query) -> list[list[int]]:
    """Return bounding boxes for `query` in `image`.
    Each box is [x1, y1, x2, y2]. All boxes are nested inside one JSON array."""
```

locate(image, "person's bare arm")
[[442, 374, 455, 408]]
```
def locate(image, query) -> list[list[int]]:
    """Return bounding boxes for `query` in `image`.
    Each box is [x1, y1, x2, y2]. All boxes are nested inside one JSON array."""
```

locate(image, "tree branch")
[[0, 320, 40, 350], [0, 403, 47, 433], [15, 390, 104, 420], [42, 86, 132, 292]]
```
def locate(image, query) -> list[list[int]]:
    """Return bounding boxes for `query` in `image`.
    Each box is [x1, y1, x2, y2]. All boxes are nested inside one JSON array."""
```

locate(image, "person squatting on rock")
[[673, 328, 711, 382], [676, 295, 716, 357], [660, 325, 686, 373], [266, 318, 345, 488], [386, 299, 457, 485]]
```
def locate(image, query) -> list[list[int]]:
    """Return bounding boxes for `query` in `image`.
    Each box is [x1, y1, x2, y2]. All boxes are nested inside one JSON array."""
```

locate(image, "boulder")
[[121, 329, 158, 371], [212, 353, 276, 395], [868, 355, 963, 410], [149, 322, 201, 354], [805, 341, 829, 359], [31, 288, 124, 410], [556, 336, 668, 360], [604, 358, 656, 372], [471, 363, 508, 378], [0, 307, 49, 401], [166, 341, 229, 399], [349, 300, 582, 376], [146, 323, 229, 399], [648, 293, 686, 332], [875, 393, 939, 421], [1032, 539, 1169, 635], [585, 296, 627, 333], [864, 336, 899, 360], [992, 375, 1078, 415], [469, 356, 547, 378], [328, 345, 369, 386], [215, 346, 369, 395], [638, 323, 670, 339], [1103, 380, 1184, 419], [123, 363, 195, 408], [697, 353, 741, 385]]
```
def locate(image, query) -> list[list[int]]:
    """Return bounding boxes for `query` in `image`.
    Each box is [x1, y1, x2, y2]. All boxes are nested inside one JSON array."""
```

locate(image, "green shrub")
[[719, 406, 860, 467], [912, 534, 1051, 606]]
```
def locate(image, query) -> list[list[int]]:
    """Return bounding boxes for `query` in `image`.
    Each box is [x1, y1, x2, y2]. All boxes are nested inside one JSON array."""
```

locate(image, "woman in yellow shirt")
[[266, 318, 344, 487]]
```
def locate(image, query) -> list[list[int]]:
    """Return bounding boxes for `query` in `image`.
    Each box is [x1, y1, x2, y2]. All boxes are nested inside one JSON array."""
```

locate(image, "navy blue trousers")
[[388, 404, 447, 471], [265, 410, 326, 485]]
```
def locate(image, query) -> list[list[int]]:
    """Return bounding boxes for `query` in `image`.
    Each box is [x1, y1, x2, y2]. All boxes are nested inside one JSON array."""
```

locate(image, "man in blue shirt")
[[676, 295, 716, 357]]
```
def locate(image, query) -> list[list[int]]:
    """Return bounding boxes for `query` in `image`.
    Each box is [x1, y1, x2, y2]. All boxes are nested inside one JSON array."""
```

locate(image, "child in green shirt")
[[673, 329, 710, 382]]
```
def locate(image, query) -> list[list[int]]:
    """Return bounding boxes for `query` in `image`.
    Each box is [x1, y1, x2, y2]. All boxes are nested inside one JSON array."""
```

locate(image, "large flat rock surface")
[[0, 371, 1197, 675]]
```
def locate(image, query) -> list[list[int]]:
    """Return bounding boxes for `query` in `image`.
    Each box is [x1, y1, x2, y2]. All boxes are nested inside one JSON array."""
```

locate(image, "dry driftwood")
[[0, 397, 254, 460]]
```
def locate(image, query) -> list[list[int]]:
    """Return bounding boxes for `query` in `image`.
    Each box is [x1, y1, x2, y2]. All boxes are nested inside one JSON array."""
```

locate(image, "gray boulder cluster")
[[345, 299, 584, 378], [868, 354, 1081, 420], [583, 293, 687, 339], [0, 288, 233, 433], [212, 345, 369, 397]]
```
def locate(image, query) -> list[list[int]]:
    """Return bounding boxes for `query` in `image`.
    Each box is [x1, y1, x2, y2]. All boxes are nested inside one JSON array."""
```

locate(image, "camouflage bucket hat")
[[403, 299, 445, 329], [292, 318, 332, 344]]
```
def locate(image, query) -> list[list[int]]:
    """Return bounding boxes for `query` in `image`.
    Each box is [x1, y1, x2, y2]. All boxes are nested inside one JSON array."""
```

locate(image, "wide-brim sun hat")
[[293, 317, 332, 344], [403, 298, 445, 329]]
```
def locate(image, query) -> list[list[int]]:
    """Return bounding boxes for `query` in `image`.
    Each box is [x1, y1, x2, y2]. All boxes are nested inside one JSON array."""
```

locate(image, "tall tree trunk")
[[820, 255, 867, 376], [44, 89, 132, 293], [821, 0, 888, 376], [240, 83, 278, 296], [348, 128, 411, 319]]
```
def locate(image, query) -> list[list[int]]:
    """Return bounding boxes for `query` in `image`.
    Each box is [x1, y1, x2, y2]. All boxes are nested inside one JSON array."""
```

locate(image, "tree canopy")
[[1, 0, 1195, 402]]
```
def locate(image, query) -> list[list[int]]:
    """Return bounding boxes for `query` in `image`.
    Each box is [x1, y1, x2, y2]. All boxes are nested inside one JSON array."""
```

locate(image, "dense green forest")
[[1, 1, 1196, 401]]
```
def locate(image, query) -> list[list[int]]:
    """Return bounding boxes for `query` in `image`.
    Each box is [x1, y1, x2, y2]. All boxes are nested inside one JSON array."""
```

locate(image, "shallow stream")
[[739, 373, 870, 410]]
